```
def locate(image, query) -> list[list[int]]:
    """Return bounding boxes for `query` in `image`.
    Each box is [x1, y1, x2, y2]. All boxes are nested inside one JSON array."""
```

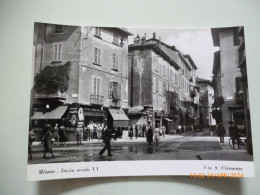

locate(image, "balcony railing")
[[109, 100, 121, 108], [90, 95, 104, 105]]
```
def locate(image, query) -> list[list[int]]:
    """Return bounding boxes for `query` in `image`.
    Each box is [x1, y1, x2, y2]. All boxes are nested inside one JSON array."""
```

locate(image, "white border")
[[27, 160, 254, 181]]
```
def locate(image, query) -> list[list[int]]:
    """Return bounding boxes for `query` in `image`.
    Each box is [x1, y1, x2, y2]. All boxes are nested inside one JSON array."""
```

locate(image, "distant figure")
[[28, 126, 35, 160], [217, 123, 226, 143], [87, 122, 94, 140], [135, 125, 139, 139], [153, 125, 161, 146], [97, 124, 103, 141], [142, 124, 147, 137], [59, 126, 67, 146], [99, 126, 112, 157], [146, 126, 153, 145], [129, 125, 134, 139], [53, 124, 60, 146], [42, 124, 55, 158], [75, 127, 83, 145], [177, 125, 182, 135], [161, 125, 166, 137], [229, 121, 240, 148]]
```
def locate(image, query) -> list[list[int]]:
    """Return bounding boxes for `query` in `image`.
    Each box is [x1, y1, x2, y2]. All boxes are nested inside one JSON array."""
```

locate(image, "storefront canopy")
[[31, 106, 68, 120], [164, 118, 173, 122], [108, 109, 129, 127]]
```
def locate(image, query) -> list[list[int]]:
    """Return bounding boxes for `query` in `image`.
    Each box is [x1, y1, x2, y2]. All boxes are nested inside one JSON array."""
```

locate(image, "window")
[[156, 78, 159, 92], [112, 54, 118, 70], [163, 83, 166, 95], [93, 76, 101, 95], [163, 65, 166, 77], [54, 43, 62, 61], [113, 33, 119, 44], [94, 47, 101, 65], [154, 59, 159, 73], [95, 27, 101, 37], [175, 73, 178, 84], [109, 82, 121, 99], [55, 25, 64, 33]]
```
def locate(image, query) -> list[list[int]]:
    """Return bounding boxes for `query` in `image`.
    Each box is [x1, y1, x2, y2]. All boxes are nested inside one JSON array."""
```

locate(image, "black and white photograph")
[[27, 23, 254, 179]]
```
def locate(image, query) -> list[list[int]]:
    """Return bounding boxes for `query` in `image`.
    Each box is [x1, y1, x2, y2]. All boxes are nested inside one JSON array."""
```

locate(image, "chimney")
[[141, 33, 146, 44], [153, 32, 156, 39], [134, 34, 140, 45]]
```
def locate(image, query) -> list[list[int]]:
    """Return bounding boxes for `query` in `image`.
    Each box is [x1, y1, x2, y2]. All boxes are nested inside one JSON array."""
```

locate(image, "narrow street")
[[28, 129, 252, 164]]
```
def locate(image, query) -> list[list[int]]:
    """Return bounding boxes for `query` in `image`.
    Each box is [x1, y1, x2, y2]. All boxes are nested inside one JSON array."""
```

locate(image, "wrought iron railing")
[[90, 95, 104, 105]]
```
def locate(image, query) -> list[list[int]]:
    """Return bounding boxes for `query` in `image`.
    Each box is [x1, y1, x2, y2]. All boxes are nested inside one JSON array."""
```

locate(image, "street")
[[28, 129, 253, 164]]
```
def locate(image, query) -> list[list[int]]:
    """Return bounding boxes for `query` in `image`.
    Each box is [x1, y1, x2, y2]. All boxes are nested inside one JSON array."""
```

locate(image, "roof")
[[31, 106, 68, 120], [211, 27, 239, 46], [114, 27, 133, 35], [129, 40, 180, 70], [196, 77, 211, 84], [146, 38, 193, 70], [108, 109, 129, 121], [184, 54, 197, 70]]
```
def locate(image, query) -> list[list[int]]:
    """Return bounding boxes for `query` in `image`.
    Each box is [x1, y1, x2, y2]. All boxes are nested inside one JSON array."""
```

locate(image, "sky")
[[128, 28, 219, 80]]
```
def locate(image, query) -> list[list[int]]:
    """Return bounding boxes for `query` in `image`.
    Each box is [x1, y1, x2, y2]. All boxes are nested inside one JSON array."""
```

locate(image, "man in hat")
[[229, 121, 240, 149]]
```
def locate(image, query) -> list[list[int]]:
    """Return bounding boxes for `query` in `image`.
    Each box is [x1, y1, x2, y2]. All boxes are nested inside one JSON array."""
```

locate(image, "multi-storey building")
[[128, 33, 198, 133], [31, 23, 132, 140], [196, 77, 215, 127], [237, 27, 252, 154], [211, 27, 246, 134]]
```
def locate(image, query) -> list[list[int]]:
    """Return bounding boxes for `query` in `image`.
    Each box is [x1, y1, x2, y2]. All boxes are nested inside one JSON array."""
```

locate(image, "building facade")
[[128, 33, 198, 133], [196, 77, 215, 127], [211, 27, 246, 135], [31, 23, 132, 140]]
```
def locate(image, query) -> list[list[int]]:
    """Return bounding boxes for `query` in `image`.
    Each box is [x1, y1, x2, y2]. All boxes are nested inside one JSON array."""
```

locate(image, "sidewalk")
[[32, 134, 182, 146], [198, 137, 253, 161]]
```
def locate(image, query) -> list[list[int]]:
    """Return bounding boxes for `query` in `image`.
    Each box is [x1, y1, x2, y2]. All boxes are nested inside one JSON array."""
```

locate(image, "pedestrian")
[[153, 124, 161, 146], [28, 126, 35, 160], [75, 127, 81, 145], [146, 125, 153, 145], [42, 124, 55, 158], [87, 122, 94, 139], [217, 123, 226, 143], [129, 125, 134, 139], [99, 125, 112, 157], [142, 124, 147, 137], [177, 125, 182, 135], [209, 125, 214, 136], [59, 126, 67, 146], [135, 125, 139, 139], [53, 124, 60, 146], [97, 124, 102, 142], [229, 121, 240, 148], [161, 125, 166, 137], [93, 123, 97, 139]]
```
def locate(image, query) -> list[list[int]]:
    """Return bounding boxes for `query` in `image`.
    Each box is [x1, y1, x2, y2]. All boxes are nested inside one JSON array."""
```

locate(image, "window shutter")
[[109, 82, 113, 98], [118, 83, 121, 99]]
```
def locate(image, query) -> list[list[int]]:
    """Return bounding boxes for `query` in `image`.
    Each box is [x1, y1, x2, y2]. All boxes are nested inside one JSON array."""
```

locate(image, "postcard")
[[27, 22, 254, 180]]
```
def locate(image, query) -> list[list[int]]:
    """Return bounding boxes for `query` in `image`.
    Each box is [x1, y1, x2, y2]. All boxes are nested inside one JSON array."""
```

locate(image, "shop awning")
[[31, 106, 68, 120], [164, 118, 173, 122], [108, 109, 129, 127]]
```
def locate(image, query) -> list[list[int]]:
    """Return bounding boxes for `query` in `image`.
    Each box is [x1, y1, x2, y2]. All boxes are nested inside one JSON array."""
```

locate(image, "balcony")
[[109, 100, 121, 108], [90, 95, 104, 105]]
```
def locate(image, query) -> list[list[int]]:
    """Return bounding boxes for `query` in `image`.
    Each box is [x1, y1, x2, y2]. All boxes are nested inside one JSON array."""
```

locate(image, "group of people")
[[28, 123, 68, 160], [212, 121, 241, 148], [129, 124, 166, 140]]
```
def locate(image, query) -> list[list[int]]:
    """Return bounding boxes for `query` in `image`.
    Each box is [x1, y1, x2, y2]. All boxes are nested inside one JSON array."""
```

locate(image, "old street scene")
[[28, 24, 253, 164]]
